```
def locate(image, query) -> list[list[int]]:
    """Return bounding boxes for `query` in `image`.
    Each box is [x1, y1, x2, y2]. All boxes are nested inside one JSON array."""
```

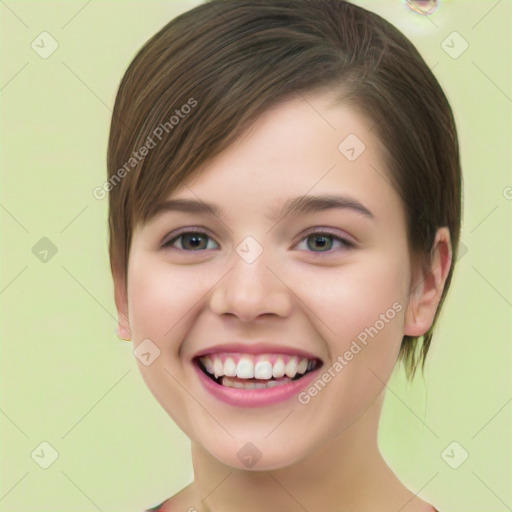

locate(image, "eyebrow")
[[152, 194, 374, 221]]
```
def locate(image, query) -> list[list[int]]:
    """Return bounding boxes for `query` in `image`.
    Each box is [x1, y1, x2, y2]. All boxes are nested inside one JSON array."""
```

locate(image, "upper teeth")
[[198, 353, 316, 380]]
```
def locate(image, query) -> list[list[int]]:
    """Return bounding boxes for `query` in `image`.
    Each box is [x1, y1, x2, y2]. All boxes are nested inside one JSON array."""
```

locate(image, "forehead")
[[166, 92, 391, 203], [135, 90, 401, 236]]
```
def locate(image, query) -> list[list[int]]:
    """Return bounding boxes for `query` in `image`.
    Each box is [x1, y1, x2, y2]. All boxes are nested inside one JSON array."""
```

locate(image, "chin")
[[202, 437, 314, 472]]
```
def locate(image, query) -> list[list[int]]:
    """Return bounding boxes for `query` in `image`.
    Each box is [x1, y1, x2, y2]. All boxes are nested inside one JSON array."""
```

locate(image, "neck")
[[186, 392, 415, 512]]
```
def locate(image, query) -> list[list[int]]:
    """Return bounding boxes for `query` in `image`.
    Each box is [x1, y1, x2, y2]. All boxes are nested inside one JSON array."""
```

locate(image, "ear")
[[404, 227, 452, 337], [113, 268, 132, 341]]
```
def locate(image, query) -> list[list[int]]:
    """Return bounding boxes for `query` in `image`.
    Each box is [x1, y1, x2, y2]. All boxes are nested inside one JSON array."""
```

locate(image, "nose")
[[209, 246, 292, 323]]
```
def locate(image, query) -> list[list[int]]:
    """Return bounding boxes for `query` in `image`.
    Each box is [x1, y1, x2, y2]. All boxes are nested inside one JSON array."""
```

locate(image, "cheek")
[[290, 254, 409, 425], [126, 257, 207, 433], [127, 257, 206, 345], [300, 251, 409, 366]]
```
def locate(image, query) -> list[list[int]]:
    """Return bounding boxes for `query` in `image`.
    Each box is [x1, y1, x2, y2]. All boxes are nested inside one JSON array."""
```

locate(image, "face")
[[116, 91, 426, 470]]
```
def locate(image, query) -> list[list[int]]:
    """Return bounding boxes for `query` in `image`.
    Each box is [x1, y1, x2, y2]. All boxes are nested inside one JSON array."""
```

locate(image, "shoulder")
[[399, 496, 440, 512], [144, 499, 173, 512], [420, 504, 440, 512], [145, 483, 196, 512], [144, 503, 165, 512]]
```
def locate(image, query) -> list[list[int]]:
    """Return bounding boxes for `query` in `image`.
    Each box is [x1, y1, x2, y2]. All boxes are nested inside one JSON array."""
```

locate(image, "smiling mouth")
[[195, 353, 322, 390]]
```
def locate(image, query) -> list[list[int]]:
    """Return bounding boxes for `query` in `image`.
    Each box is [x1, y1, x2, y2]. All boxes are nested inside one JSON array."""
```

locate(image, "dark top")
[[144, 500, 440, 511], [145, 502, 166, 512]]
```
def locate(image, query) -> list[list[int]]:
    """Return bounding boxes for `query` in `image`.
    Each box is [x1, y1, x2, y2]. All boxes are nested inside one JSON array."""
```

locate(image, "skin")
[[114, 91, 451, 512]]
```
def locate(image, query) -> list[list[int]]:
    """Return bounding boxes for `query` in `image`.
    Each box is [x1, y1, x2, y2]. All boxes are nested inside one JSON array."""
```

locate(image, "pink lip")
[[193, 359, 323, 408], [192, 342, 321, 361]]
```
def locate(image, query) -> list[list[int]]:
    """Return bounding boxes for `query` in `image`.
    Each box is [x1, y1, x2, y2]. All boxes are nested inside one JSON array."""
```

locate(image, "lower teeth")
[[198, 361, 316, 389], [220, 376, 293, 389]]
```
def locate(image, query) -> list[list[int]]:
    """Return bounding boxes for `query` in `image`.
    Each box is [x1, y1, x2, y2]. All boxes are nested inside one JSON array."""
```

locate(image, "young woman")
[[106, 1, 461, 510]]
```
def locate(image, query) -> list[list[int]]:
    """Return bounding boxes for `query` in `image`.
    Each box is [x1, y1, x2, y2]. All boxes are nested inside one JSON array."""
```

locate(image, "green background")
[[1, 1, 510, 510]]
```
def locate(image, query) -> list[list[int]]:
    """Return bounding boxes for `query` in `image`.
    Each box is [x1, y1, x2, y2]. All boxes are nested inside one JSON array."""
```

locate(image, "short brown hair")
[[106, 0, 462, 379]]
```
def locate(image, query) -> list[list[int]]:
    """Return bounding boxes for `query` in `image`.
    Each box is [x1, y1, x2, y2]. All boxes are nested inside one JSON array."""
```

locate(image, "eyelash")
[[161, 228, 355, 255]]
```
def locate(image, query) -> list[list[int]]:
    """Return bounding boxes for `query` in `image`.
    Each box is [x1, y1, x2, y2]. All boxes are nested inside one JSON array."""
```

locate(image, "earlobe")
[[404, 227, 452, 337], [113, 271, 132, 341], [116, 313, 132, 341]]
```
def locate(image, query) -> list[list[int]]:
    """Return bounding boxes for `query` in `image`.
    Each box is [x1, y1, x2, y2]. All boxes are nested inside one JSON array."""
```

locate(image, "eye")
[[295, 230, 354, 254], [162, 228, 354, 254], [162, 230, 218, 251]]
